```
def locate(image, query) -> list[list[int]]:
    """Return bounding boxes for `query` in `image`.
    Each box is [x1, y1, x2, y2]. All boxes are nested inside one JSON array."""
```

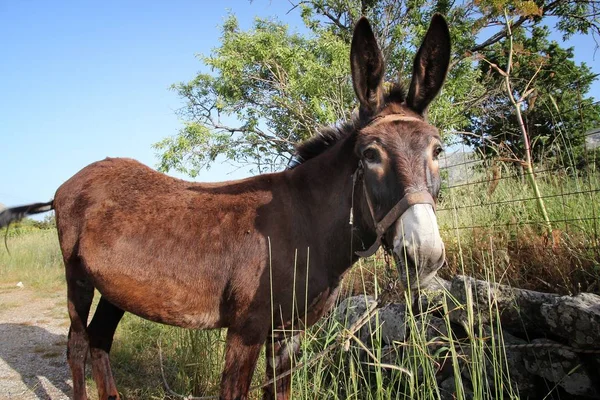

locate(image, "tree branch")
[[470, 0, 600, 53], [470, 15, 528, 52]]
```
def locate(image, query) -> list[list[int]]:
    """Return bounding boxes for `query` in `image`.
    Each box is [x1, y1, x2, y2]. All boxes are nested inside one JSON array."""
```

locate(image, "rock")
[[418, 277, 451, 311], [499, 330, 539, 397], [447, 275, 559, 336], [414, 314, 448, 341], [379, 313, 450, 375], [334, 295, 377, 345], [439, 377, 474, 400], [523, 339, 598, 398], [378, 302, 407, 345], [462, 326, 538, 398], [540, 293, 600, 348], [335, 297, 411, 350], [448, 277, 600, 348], [380, 344, 403, 367], [424, 277, 451, 292], [333, 277, 600, 399]]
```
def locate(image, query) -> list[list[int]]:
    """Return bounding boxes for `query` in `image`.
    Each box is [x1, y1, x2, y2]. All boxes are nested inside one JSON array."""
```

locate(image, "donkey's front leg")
[[220, 325, 266, 400], [263, 332, 303, 400]]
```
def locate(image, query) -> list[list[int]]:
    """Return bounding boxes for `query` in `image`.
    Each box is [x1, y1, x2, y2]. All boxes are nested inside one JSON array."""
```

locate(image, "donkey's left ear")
[[351, 17, 385, 118], [406, 13, 451, 114]]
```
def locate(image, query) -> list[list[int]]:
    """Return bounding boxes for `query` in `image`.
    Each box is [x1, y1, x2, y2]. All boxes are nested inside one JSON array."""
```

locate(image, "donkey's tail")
[[0, 201, 55, 229]]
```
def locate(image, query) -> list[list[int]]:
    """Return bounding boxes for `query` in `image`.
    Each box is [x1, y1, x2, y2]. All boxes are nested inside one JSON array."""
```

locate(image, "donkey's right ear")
[[406, 14, 451, 114], [351, 17, 385, 117]]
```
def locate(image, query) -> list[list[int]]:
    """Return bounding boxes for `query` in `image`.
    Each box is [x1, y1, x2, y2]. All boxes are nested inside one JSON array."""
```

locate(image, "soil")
[[0, 286, 72, 399]]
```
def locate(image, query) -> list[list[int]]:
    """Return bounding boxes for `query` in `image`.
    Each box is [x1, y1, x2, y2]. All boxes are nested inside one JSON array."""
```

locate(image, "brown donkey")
[[0, 14, 450, 400]]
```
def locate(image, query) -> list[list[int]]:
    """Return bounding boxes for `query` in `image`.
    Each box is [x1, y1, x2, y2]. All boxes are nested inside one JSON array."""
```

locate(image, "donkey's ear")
[[351, 17, 385, 116], [406, 13, 451, 114]]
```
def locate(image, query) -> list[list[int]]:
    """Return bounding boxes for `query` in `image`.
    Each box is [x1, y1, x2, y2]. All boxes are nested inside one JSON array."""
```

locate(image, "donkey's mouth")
[[392, 248, 445, 290]]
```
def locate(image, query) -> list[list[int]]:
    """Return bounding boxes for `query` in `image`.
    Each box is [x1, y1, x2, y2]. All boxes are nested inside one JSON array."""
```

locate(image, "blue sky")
[[1, 1, 599, 208]]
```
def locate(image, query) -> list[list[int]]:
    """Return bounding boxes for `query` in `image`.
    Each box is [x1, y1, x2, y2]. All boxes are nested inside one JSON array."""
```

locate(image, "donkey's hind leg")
[[87, 297, 125, 400], [66, 264, 95, 400]]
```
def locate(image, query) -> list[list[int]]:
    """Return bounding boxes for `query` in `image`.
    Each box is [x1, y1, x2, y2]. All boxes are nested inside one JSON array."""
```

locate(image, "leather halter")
[[365, 113, 424, 127], [352, 113, 436, 258]]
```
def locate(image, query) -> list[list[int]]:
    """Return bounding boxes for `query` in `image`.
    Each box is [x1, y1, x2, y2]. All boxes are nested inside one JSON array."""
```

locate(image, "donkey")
[[0, 14, 450, 400]]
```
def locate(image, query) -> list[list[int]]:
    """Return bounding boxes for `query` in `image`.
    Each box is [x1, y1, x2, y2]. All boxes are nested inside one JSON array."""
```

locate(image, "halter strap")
[[352, 161, 436, 258], [366, 113, 424, 127]]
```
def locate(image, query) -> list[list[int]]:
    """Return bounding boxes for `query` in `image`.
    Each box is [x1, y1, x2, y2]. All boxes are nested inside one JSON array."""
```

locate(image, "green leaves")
[[155, 14, 355, 174], [155, 0, 599, 176]]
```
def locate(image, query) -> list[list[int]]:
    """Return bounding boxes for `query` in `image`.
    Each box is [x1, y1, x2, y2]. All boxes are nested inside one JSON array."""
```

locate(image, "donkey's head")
[[351, 14, 450, 288]]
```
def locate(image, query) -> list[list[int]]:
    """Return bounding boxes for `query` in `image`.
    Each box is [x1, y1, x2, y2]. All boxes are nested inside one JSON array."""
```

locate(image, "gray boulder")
[[523, 339, 598, 398], [333, 276, 600, 399], [540, 292, 600, 348], [439, 377, 474, 400], [334, 295, 377, 345], [447, 275, 559, 336]]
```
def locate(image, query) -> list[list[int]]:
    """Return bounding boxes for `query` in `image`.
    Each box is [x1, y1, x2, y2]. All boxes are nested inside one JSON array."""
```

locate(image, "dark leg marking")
[[88, 297, 125, 400], [65, 264, 95, 400]]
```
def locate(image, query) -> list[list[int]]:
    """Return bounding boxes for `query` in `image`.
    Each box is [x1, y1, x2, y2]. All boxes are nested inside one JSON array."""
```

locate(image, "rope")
[[502, 342, 600, 354], [375, 339, 600, 355]]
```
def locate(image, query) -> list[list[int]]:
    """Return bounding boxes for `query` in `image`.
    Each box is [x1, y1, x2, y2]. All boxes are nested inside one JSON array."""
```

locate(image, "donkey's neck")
[[288, 134, 365, 278]]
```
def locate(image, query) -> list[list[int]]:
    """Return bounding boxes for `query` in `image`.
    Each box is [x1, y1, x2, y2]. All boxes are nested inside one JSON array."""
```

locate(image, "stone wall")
[[334, 276, 600, 399]]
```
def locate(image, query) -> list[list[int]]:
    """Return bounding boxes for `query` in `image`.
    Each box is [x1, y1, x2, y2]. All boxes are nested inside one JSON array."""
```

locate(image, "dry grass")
[[442, 227, 600, 294], [438, 168, 600, 295]]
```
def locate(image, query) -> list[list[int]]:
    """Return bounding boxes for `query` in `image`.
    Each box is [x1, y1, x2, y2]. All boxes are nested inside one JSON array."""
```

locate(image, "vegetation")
[[438, 166, 600, 295], [466, 23, 600, 168], [0, 228, 63, 290], [154, 0, 600, 175], [1, 212, 56, 238], [2, 162, 598, 398], [3, 2, 599, 398]]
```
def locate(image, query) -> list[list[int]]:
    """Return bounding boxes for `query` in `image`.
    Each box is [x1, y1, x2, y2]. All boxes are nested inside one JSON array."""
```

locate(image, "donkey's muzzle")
[[392, 203, 445, 289]]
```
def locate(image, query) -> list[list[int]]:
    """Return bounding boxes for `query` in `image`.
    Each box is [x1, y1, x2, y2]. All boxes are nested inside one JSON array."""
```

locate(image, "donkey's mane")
[[295, 83, 406, 164], [295, 118, 358, 163]]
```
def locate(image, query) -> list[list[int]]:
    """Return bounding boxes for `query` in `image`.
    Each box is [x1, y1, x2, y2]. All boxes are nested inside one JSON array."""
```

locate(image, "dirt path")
[[0, 286, 72, 399]]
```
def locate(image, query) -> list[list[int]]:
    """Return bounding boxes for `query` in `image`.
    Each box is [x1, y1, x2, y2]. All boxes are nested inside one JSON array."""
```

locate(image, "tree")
[[155, 16, 353, 175], [465, 24, 600, 167], [155, 0, 600, 176]]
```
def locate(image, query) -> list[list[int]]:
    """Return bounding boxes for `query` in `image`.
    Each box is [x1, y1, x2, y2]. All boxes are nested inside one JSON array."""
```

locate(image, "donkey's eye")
[[362, 148, 379, 163], [433, 146, 443, 160]]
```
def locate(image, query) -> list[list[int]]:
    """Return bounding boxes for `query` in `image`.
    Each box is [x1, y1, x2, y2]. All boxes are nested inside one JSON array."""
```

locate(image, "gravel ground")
[[0, 287, 72, 399]]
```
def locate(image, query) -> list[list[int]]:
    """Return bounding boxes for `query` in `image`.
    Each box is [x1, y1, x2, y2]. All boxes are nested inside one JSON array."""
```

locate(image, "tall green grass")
[[280, 258, 523, 399]]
